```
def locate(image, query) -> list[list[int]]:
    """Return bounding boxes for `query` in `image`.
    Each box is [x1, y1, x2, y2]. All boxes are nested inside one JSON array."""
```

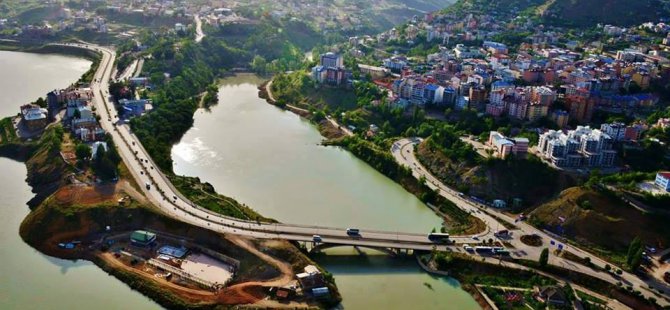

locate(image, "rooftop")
[[130, 230, 156, 243]]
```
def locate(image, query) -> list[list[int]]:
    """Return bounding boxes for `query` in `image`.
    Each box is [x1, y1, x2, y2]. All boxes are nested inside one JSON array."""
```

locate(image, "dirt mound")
[[530, 187, 670, 252], [218, 284, 264, 305], [54, 184, 119, 206]]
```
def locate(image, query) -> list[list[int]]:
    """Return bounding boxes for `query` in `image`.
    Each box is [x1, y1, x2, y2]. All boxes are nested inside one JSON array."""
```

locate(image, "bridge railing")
[[77, 42, 452, 242]]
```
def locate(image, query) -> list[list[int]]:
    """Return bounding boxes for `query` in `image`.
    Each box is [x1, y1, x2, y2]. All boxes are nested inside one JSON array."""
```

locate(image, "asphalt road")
[[46, 41, 670, 306], [63, 41, 668, 304], [54, 43, 490, 253], [392, 138, 670, 305]]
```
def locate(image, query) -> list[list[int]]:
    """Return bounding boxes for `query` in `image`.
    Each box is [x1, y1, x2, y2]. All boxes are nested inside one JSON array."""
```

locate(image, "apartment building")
[[538, 126, 616, 168]]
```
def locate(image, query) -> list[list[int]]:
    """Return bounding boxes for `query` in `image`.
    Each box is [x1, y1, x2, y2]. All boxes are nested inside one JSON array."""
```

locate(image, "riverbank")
[[259, 79, 350, 140], [261, 78, 484, 235], [0, 122, 340, 309], [0, 39, 101, 61], [0, 51, 341, 308], [19, 192, 337, 309]]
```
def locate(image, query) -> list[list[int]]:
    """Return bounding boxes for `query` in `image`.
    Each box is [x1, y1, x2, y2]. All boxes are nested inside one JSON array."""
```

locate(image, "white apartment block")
[[538, 126, 616, 168]]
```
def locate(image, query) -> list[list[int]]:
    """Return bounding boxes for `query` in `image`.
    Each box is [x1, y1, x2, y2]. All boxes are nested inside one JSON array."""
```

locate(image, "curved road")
[[393, 138, 670, 306], [54, 42, 482, 252], [51, 42, 669, 306]]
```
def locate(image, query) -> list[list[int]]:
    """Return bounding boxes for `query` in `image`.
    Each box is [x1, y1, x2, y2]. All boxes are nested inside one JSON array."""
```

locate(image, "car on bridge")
[[346, 228, 360, 237], [428, 233, 450, 243]]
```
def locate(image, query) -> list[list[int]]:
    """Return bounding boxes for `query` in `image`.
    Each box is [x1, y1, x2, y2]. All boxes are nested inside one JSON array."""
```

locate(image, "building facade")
[[538, 126, 616, 168]]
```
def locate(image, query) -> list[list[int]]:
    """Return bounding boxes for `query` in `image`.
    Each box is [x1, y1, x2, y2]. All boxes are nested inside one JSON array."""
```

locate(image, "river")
[[0, 51, 160, 309], [172, 74, 480, 309], [0, 51, 92, 117]]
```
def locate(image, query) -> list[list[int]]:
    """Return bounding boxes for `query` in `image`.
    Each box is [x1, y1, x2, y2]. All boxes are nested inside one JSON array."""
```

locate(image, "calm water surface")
[[0, 52, 159, 309], [172, 74, 480, 309], [0, 51, 92, 117], [172, 74, 442, 233]]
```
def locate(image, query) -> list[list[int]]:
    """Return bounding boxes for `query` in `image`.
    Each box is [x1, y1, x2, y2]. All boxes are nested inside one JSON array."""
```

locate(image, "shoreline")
[[258, 79, 350, 140], [0, 50, 340, 309], [0, 39, 101, 62]]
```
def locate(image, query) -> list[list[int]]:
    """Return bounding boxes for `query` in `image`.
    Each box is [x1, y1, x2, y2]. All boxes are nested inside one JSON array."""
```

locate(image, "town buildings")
[[655, 172, 670, 192], [537, 126, 616, 168], [311, 52, 351, 86], [119, 99, 151, 117], [347, 10, 664, 129], [296, 265, 326, 289], [130, 230, 157, 247], [20, 104, 48, 131], [488, 131, 529, 159], [600, 122, 646, 142]]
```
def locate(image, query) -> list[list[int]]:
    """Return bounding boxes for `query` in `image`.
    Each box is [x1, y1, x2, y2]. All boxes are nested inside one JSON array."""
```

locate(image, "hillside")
[[444, 0, 668, 27], [416, 141, 576, 209], [529, 187, 670, 262], [541, 0, 669, 27]]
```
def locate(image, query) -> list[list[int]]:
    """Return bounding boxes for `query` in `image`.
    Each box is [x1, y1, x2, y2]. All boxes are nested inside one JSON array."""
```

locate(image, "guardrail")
[[78, 42, 464, 248]]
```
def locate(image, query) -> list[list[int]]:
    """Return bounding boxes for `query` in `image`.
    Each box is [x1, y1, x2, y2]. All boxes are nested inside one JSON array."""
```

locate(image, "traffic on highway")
[[56, 41, 669, 306]]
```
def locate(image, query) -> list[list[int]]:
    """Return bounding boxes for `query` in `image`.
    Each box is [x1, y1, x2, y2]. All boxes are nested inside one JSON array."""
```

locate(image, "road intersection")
[[55, 42, 669, 306], [393, 137, 670, 305]]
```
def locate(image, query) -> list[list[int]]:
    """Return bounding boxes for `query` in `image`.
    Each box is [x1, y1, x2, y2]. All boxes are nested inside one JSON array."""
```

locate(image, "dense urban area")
[[2, 0, 670, 309]]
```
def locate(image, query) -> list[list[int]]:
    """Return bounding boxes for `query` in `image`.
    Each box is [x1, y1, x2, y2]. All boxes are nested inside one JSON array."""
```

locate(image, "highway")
[[392, 138, 670, 305], [50, 41, 669, 306], [54, 43, 491, 253]]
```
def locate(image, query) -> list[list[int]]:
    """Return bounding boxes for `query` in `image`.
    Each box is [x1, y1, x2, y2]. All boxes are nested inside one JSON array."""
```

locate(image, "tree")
[[251, 55, 268, 74], [75, 143, 91, 161], [627, 237, 642, 266], [405, 127, 417, 137], [539, 248, 549, 268], [34, 97, 47, 108], [629, 248, 644, 271], [94, 144, 106, 164]]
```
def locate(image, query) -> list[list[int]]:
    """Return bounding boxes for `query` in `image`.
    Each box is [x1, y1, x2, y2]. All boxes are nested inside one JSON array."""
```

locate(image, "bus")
[[428, 233, 450, 243], [474, 246, 493, 254]]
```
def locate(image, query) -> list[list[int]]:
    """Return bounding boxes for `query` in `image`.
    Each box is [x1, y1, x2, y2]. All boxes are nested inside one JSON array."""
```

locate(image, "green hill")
[[541, 0, 668, 27], [444, 0, 669, 27]]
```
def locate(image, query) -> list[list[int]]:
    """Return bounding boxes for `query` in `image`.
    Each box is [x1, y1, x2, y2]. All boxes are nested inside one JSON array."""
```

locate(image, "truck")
[[145, 182, 151, 190]]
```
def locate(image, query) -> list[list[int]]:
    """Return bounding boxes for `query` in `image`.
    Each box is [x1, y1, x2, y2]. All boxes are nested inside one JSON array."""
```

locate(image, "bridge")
[[53, 42, 670, 306], [53, 42, 487, 254], [308, 242, 416, 257]]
